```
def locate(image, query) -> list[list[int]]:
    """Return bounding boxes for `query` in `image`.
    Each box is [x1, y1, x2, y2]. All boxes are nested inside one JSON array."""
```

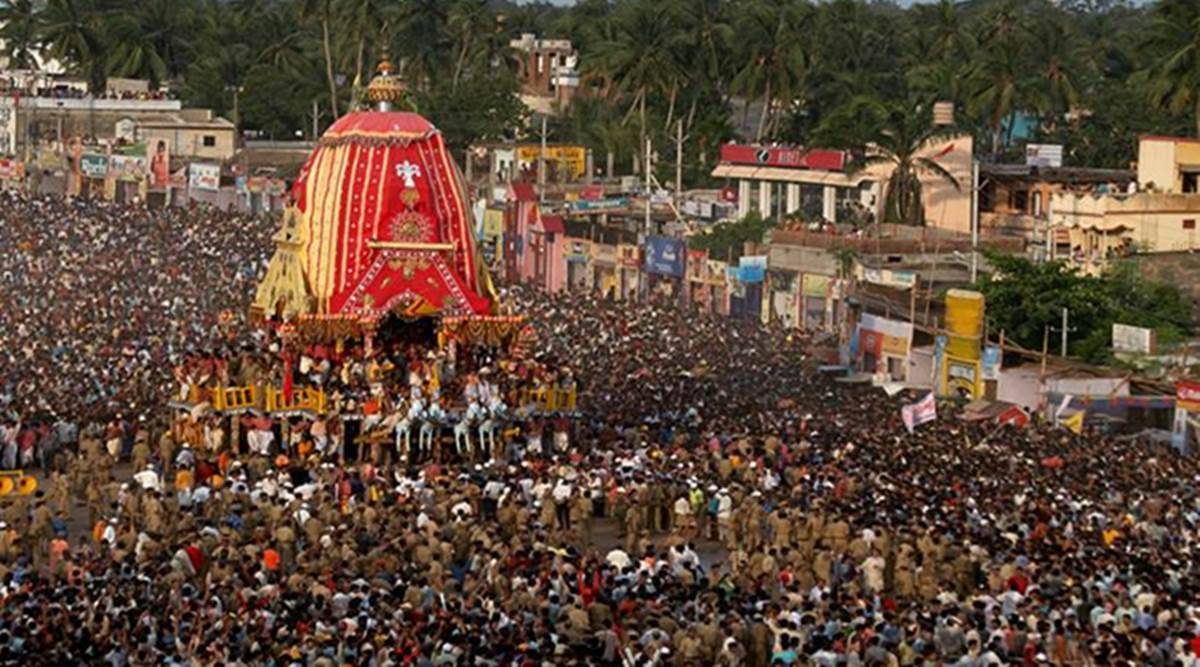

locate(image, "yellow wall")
[[1138, 136, 1200, 193]]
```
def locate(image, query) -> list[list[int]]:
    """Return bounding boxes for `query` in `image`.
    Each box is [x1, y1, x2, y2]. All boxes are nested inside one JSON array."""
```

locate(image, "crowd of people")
[[0, 191, 273, 424], [1, 193, 1200, 665]]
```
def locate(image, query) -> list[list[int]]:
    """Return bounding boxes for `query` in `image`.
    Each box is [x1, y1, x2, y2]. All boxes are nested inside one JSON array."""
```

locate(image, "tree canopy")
[[5, 0, 1198, 179], [975, 252, 1193, 363]]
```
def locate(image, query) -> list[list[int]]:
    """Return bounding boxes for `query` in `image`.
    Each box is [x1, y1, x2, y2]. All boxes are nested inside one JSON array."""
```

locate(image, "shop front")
[[1174, 381, 1200, 454], [563, 238, 592, 292], [644, 236, 686, 301], [592, 243, 618, 299], [616, 243, 641, 301], [857, 314, 914, 381]]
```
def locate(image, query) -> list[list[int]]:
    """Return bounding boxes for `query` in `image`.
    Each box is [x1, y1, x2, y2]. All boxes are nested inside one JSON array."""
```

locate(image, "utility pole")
[[970, 158, 980, 283], [311, 99, 319, 141], [1061, 307, 1069, 357], [674, 119, 684, 203], [644, 135, 652, 238], [538, 115, 547, 204]]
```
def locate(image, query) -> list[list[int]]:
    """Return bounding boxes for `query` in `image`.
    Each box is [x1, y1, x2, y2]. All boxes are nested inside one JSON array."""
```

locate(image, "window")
[[1184, 219, 1196, 230], [1184, 173, 1199, 194], [202, 135, 216, 147], [1010, 189, 1029, 213]]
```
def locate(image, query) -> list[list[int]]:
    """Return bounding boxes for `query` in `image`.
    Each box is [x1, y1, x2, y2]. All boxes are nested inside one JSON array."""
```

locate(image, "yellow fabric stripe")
[[302, 148, 331, 296], [311, 146, 341, 306], [322, 144, 351, 304]]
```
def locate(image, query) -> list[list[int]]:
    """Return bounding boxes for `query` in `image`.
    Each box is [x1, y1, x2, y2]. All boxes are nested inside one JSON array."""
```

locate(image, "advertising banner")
[[644, 236, 685, 277], [188, 162, 220, 191], [565, 239, 591, 264], [80, 154, 109, 178], [0, 159, 24, 181], [110, 155, 148, 182], [901, 393, 937, 433], [738, 255, 767, 283], [569, 197, 630, 212], [719, 144, 847, 171], [981, 345, 1002, 381], [803, 274, 831, 297], [1178, 381, 1200, 412]]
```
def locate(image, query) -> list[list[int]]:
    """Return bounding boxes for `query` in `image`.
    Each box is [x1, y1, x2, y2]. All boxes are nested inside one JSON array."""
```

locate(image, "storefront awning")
[[711, 164, 872, 187]]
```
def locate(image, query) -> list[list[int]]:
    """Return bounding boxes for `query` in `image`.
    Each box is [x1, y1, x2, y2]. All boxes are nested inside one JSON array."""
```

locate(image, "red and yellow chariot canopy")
[[286, 111, 494, 320]]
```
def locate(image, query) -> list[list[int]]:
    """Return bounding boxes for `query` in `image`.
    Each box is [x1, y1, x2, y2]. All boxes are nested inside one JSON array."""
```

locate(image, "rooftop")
[[980, 163, 1134, 184]]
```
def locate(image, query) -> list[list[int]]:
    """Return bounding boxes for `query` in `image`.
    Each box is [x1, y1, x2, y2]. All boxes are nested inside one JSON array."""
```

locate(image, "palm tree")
[[336, 0, 394, 110], [105, 0, 196, 87], [729, 0, 810, 141], [1024, 10, 1087, 125], [447, 0, 494, 91], [393, 0, 451, 93], [0, 0, 41, 70], [1143, 0, 1200, 137], [966, 44, 1024, 158], [39, 0, 107, 92], [301, 0, 340, 119], [825, 97, 960, 226], [587, 1, 684, 145]]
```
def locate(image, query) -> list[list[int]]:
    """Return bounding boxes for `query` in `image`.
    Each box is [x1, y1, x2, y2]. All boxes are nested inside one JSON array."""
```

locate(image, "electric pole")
[[644, 135, 652, 238], [674, 120, 684, 203], [538, 115, 548, 204]]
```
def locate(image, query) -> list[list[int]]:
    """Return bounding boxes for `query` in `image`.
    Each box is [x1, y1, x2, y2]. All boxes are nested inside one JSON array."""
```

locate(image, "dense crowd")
[[0, 192, 273, 423], [0, 194, 1199, 666]]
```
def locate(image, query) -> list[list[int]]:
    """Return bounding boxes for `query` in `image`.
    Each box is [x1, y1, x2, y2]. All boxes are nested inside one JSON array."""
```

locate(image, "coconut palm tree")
[[336, 0, 393, 109], [300, 0, 340, 119], [729, 0, 810, 141], [39, 0, 108, 92], [1143, 0, 1200, 137], [822, 97, 960, 227], [105, 0, 196, 87], [588, 1, 684, 145], [0, 0, 42, 70]]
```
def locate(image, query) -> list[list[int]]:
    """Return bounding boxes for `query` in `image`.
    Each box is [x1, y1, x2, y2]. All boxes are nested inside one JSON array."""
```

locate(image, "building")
[[509, 33, 580, 114], [0, 92, 184, 158], [121, 109, 237, 162], [1051, 136, 1200, 272], [979, 164, 1133, 243], [711, 136, 973, 233]]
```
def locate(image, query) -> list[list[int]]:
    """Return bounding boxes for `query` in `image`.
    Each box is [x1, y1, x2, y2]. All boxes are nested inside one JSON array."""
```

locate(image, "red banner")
[[719, 144, 846, 171], [1178, 381, 1200, 411]]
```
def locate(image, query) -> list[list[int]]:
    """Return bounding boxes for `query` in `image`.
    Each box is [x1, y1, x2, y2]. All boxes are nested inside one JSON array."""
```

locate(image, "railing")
[[265, 386, 327, 414], [518, 386, 578, 412], [211, 386, 259, 412]]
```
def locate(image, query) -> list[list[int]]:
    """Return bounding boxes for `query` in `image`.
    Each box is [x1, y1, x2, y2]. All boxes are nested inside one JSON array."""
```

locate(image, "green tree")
[[39, 0, 108, 92], [0, 0, 41, 70], [688, 211, 774, 263], [977, 252, 1193, 362], [1143, 0, 1200, 136], [817, 97, 960, 226], [729, 0, 810, 141]]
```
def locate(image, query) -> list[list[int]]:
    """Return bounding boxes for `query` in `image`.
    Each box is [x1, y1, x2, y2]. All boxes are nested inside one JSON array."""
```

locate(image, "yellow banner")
[[515, 145, 586, 179]]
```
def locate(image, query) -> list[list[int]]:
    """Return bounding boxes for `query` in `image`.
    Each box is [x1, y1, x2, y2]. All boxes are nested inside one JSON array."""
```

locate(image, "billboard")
[[644, 236, 686, 277], [719, 144, 847, 171], [1025, 143, 1064, 168], [189, 163, 221, 191], [149, 140, 170, 189], [515, 145, 586, 179], [79, 154, 109, 178], [1112, 323, 1155, 354], [110, 155, 148, 182]]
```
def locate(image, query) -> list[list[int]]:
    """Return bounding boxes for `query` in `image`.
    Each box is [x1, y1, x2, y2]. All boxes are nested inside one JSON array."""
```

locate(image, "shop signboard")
[[644, 236, 686, 277], [188, 162, 221, 191], [80, 154, 109, 178]]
